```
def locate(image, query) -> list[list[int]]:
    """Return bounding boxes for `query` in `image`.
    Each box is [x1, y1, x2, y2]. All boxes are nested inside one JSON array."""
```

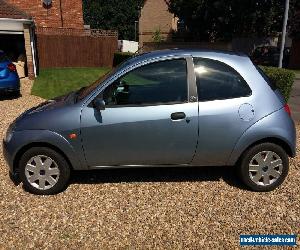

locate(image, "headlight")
[[4, 123, 14, 142]]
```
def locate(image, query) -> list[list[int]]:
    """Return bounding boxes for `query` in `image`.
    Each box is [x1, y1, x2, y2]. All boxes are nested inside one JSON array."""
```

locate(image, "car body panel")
[[81, 102, 199, 166], [3, 129, 85, 173], [5, 98, 86, 170], [192, 97, 253, 166], [2, 49, 296, 177], [0, 52, 20, 92], [0, 62, 10, 79], [227, 107, 296, 165]]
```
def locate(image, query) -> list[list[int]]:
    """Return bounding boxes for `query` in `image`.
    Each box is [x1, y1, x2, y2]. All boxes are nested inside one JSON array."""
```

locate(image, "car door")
[[191, 57, 254, 166], [80, 57, 199, 167]]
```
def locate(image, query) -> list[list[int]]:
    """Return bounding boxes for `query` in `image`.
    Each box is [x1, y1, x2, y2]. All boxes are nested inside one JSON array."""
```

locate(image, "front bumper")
[[3, 140, 13, 171], [2, 139, 20, 184]]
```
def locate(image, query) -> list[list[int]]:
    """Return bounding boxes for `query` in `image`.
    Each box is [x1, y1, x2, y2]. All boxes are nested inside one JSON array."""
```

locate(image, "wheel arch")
[[234, 137, 294, 166], [13, 142, 74, 175]]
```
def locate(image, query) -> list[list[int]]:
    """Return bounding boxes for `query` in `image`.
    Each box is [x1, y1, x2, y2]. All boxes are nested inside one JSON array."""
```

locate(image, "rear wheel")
[[238, 143, 289, 192], [19, 147, 70, 195]]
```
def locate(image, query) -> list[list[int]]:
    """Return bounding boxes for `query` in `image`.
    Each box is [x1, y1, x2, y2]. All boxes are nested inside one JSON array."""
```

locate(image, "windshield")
[[75, 57, 137, 102], [76, 68, 118, 101], [74, 52, 150, 102]]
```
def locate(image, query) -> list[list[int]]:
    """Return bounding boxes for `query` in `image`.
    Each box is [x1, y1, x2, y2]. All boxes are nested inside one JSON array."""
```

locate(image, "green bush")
[[113, 52, 134, 67], [261, 66, 295, 102]]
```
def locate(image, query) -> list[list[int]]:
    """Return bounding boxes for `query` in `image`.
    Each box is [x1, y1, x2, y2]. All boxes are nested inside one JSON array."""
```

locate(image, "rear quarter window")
[[193, 57, 252, 102]]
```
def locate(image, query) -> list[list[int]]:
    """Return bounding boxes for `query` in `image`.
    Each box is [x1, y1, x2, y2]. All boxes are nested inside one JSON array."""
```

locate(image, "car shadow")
[[70, 166, 249, 191]]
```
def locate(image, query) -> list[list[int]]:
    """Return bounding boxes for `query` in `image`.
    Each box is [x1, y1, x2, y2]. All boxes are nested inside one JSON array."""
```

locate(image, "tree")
[[83, 0, 144, 40], [289, 0, 300, 38], [166, 0, 299, 41]]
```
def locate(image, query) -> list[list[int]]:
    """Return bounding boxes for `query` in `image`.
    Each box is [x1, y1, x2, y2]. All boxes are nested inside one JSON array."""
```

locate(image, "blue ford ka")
[[0, 50, 20, 96], [3, 49, 296, 195]]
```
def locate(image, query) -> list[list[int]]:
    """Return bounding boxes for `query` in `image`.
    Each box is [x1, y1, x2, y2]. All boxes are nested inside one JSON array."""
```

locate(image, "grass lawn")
[[31, 67, 110, 99]]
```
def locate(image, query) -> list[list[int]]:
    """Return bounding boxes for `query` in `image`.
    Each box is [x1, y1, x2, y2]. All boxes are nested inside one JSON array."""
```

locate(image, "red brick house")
[[0, 0, 84, 79], [7, 0, 83, 28]]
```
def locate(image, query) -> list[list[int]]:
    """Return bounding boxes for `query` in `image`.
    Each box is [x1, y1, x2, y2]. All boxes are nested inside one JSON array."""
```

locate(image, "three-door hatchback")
[[3, 49, 296, 195]]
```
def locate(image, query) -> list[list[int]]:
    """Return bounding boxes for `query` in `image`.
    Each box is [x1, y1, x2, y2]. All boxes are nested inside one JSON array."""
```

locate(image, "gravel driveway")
[[0, 80, 299, 249]]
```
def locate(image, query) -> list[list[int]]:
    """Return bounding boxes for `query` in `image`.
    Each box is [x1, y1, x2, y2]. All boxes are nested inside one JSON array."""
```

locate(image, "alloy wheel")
[[248, 151, 283, 186], [24, 155, 60, 190]]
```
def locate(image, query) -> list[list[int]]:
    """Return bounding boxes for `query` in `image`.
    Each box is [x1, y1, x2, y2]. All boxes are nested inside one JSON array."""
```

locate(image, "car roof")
[[83, 48, 275, 107], [123, 49, 248, 67]]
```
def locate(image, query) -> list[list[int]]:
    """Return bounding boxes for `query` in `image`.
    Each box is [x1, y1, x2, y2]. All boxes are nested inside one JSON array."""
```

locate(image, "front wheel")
[[19, 147, 70, 195], [238, 143, 289, 192]]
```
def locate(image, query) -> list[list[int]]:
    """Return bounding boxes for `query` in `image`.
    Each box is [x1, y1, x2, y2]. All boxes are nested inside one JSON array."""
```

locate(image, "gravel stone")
[[0, 80, 299, 249]]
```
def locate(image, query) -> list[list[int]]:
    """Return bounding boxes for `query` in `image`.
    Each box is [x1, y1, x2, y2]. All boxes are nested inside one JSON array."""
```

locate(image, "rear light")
[[7, 63, 16, 72], [284, 104, 291, 116]]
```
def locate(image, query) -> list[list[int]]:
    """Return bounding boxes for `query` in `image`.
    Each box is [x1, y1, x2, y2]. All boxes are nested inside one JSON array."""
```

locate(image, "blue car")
[[3, 49, 296, 195], [0, 50, 20, 96]]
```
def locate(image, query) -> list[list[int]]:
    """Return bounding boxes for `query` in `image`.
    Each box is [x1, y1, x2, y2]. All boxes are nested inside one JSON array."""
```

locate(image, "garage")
[[0, 1, 37, 79], [0, 33, 26, 77]]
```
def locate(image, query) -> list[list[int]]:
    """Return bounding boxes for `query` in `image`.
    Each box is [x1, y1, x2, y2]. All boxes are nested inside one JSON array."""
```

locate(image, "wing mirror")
[[92, 98, 106, 111]]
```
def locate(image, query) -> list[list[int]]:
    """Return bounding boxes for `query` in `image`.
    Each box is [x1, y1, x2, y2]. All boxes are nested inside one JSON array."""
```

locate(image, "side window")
[[193, 58, 251, 102], [103, 59, 188, 106]]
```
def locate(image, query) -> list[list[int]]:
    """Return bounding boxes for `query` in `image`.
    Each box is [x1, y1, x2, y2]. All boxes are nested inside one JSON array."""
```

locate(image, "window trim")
[[192, 57, 252, 102], [87, 56, 197, 108]]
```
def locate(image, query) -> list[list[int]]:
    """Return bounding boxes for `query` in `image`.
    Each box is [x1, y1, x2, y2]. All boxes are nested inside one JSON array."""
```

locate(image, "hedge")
[[113, 52, 134, 67], [261, 66, 295, 102]]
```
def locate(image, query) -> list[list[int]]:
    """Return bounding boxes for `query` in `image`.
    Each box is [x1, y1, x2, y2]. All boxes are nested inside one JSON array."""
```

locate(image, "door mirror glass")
[[92, 98, 106, 111]]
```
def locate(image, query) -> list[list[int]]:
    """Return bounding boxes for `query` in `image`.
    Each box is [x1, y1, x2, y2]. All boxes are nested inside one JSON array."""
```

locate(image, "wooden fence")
[[36, 34, 118, 68], [36, 27, 118, 37]]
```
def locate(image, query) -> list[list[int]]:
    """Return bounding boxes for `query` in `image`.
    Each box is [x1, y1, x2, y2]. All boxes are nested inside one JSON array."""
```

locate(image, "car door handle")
[[171, 112, 186, 120]]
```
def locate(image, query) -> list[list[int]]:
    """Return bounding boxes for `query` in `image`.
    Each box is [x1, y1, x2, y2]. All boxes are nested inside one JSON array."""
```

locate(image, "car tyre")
[[19, 147, 70, 195], [238, 143, 289, 192]]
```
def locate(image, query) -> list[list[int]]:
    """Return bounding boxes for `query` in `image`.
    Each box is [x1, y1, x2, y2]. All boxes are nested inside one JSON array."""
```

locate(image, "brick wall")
[[139, 0, 177, 45], [23, 24, 35, 79], [7, 0, 84, 29]]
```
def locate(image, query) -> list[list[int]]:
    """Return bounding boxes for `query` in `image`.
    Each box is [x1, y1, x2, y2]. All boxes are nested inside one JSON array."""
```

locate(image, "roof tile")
[[0, 0, 31, 19]]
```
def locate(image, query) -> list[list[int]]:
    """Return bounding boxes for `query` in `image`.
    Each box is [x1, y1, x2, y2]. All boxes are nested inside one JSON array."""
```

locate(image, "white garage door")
[[0, 20, 24, 34]]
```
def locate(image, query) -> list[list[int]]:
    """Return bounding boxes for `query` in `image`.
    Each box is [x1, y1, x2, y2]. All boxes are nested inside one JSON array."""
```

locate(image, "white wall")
[[0, 20, 24, 33], [118, 40, 139, 53]]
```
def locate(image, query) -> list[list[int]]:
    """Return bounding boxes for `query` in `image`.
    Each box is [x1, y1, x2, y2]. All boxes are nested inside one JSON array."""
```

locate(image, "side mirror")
[[92, 98, 106, 111]]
